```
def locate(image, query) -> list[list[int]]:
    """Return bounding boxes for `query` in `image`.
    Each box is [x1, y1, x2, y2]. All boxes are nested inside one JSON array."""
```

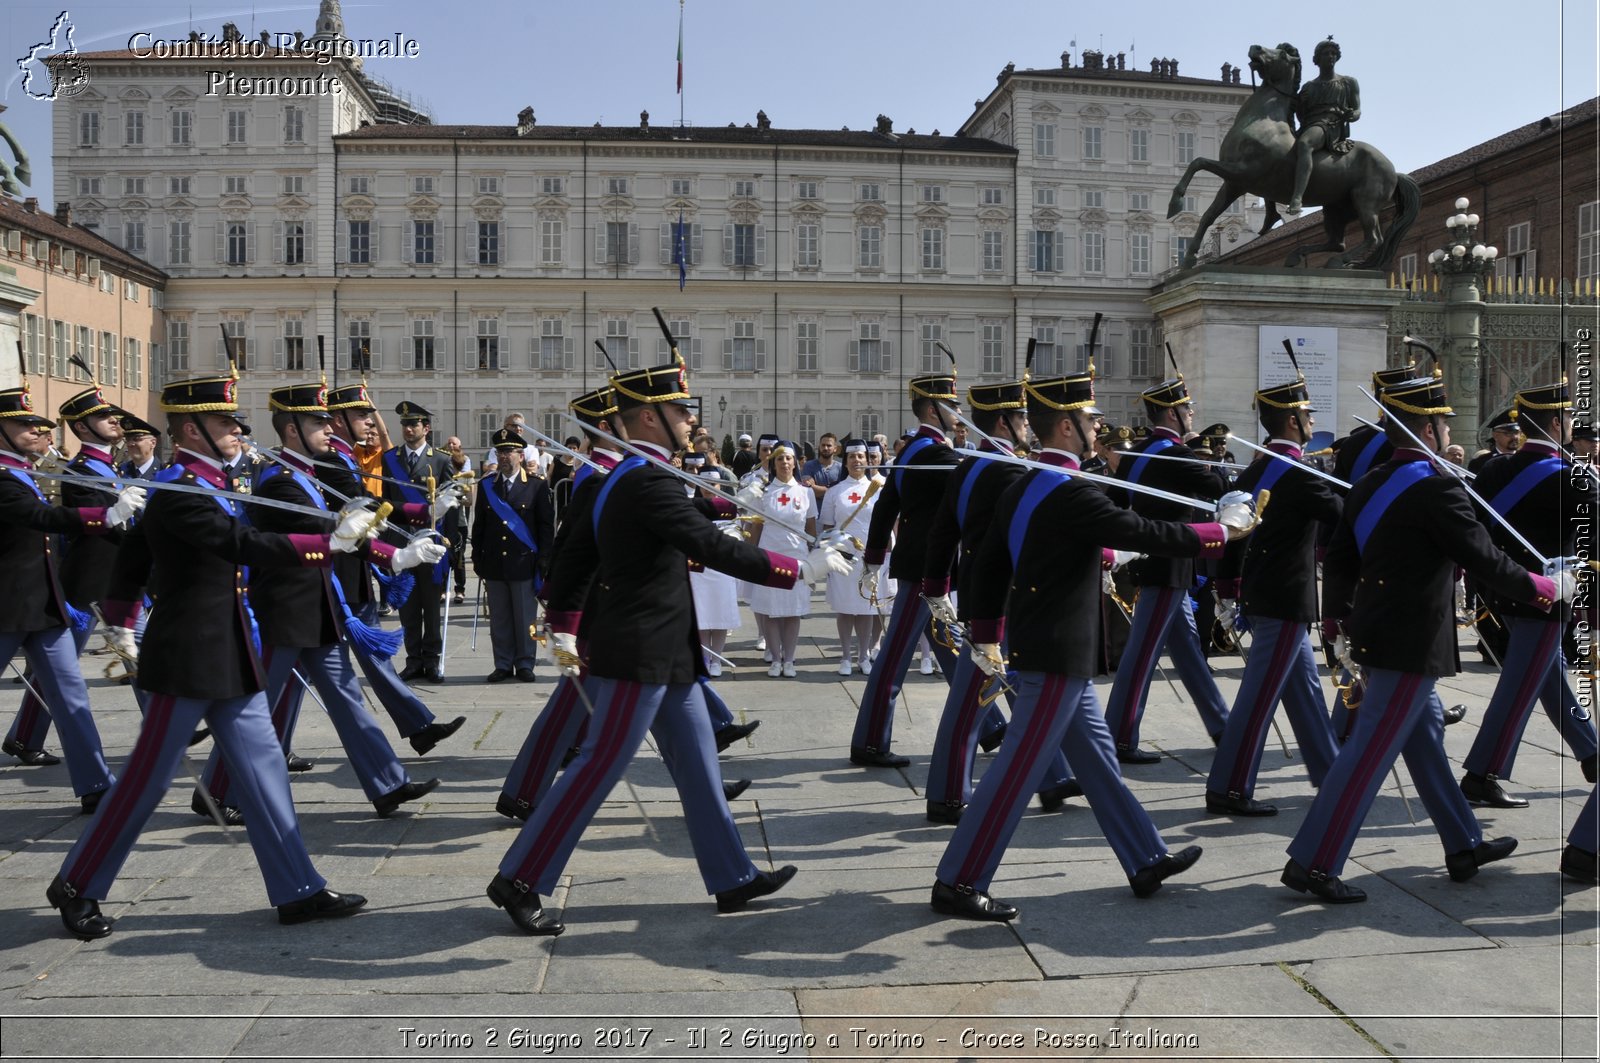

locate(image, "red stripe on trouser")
[[1227, 619, 1301, 794], [867, 600, 922, 740], [1486, 621, 1559, 775], [67, 692, 177, 888], [514, 677, 580, 800], [211, 646, 283, 801], [14, 687, 45, 743], [512, 679, 642, 887], [1116, 588, 1174, 747], [942, 663, 992, 798], [958, 672, 1065, 885], [1312, 672, 1422, 872]]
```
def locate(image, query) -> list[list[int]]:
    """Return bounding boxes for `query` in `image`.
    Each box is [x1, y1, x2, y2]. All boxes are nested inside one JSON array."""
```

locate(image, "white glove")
[[1108, 549, 1140, 570], [970, 642, 1004, 677], [429, 482, 463, 525], [924, 593, 958, 626], [107, 625, 138, 666], [720, 520, 744, 539], [734, 479, 766, 511], [1102, 568, 1115, 595], [800, 543, 851, 584], [546, 630, 582, 677], [106, 485, 147, 527], [392, 537, 448, 571], [1216, 490, 1257, 539], [1217, 598, 1239, 632], [860, 562, 882, 600], [330, 502, 383, 553], [1553, 569, 1579, 603], [1332, 633, 1355, 674]]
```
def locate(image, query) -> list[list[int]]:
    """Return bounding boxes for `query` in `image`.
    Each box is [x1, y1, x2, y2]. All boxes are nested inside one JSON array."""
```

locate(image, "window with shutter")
[[412, 317, 436, 371]]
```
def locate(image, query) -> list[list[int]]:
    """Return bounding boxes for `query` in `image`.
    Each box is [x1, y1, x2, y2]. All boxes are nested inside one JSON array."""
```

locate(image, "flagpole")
[[677, 0, 685, 127]]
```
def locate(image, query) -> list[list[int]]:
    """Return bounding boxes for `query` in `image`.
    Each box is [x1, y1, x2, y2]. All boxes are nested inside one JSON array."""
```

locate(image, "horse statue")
[[0, 106, 34, 199], [1167, 42, 1418, 270]]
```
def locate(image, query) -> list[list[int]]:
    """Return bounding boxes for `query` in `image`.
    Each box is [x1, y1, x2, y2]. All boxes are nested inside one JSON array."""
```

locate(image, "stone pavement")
[[0, 604, 1595, 1062]]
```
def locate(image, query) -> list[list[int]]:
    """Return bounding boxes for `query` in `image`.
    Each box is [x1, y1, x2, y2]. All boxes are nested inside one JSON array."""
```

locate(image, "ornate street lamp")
[[1426, 197, 1498, 439], [717, 394, 727, 427]]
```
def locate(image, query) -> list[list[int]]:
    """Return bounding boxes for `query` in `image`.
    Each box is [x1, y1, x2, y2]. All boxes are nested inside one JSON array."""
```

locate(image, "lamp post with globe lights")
[[1427, 196, 1499, 441]]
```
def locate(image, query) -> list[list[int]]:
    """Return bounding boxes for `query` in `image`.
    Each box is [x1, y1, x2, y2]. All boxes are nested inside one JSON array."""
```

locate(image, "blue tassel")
[[382, 570, 415, 608], [344, 613, 402, 661], [64, 600, 94, 633]]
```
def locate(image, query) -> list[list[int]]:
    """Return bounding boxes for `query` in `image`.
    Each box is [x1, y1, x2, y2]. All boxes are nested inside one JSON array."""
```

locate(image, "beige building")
[[0, 195, 167, 448]]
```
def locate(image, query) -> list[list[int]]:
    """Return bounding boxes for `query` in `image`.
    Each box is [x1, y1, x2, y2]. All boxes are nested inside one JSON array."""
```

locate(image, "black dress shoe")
[[930, 879, 1017, 921], [1460, 771, 1529, 809], [1582, 753, 1598, 785], [277, 887, 367, 925], [722, 778, 752, 801], [423, 668, 446, 684], [978, 723, 1007, 753], [716, 865, 797, 912], [1281, 858, 1365, 903], [409, 715, 466, 756], [398, 663, 425, 681], [1130, 845, 1203, 897], [373, 777, 440, 818], [1446, 836, 1518, 882], [1116, 744, 1161, 765], [1442, 703, 1469, 727], [496, 793, 532, 822], [849, 745, 910, 768], [486, 872, 564, 935], [486, 668, 511, 683], [47, 876, 112, 940], [191, 790, 244, 826], [1560, 844, 1599, 884], [80, 788, 109, 815], [284, 752, 314, 773], [925, 799, 965, 824], [188, 727, 211, 748], [713, 719, 761, 752], [1205, 790, 1278, 817], [515, 667, 536, 683], [1037, 780, 1083, 812], [3, 738, 61, 766]]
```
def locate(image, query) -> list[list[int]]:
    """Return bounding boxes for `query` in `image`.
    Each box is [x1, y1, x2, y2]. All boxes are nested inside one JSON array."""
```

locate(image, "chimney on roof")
[[23, 197, 38, 213], [54, 201, 71, 226], [1170, 59, 1179, 77], [640, 110, 649, 130], [1061, 51, 1071, 69], [1117, 53, 1125, 70], [517, 106, 535, 135], [1221, 61, 1232, 81], [874, 114, 893, 135], [756, 110, 770, 132]]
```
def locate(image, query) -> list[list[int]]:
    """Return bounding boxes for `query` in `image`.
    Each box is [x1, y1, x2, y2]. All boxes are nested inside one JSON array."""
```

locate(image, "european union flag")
[[672, 211, 688, 291]]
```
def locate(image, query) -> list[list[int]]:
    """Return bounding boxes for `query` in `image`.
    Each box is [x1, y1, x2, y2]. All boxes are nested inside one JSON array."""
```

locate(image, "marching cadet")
[[48, 373, 383, 939], [381, 401, 463, 683], [852, 370, 963, 768], [929, 367, 1253, 921], [472, 425, 554, 683], [1284, 370, 1566, 903], [920, 378, 1068, 823], [487, 356, 847, 935], [320, 382, 464, 753], [117, 415, 167, 479], [1564, 785, 1599, 885], [1459, 380, 1598, 806], [4, 384, 135, 765], [1103, 367, 1230, 762], [193, 383, 448, 823], [0, 380, 136, 802], [1207, 373, 1341, 816]]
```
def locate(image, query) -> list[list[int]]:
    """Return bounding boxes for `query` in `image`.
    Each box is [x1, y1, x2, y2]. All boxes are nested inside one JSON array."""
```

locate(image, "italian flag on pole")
[[676, 0, 684, 93]]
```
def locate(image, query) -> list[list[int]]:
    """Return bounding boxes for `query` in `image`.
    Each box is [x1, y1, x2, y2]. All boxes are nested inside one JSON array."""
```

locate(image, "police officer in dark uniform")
[[49, 373, 379, 939], [472, 426, 554, 682], [117, 415, 167, 479], [381, 402, 462, 683]]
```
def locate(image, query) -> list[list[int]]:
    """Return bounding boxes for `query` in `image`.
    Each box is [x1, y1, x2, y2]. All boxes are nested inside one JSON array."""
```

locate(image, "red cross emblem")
[[776, 492, 791, 506], [847, 491, 862, 503]]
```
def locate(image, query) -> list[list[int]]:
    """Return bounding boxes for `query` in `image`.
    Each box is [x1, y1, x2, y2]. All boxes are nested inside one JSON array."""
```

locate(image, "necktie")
[[406, 449, 419, 477]]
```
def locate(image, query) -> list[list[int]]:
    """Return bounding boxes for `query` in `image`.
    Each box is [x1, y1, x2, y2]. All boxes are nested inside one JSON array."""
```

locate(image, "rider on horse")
[[1286, 38, 1361, 217]]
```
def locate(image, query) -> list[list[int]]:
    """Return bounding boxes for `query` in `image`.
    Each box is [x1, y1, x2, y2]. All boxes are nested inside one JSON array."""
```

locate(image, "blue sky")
[[2, 0, 1596, 204]]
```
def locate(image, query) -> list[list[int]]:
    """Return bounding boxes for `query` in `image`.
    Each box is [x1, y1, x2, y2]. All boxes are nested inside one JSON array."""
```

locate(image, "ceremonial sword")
[[22, 466, 379, 524]]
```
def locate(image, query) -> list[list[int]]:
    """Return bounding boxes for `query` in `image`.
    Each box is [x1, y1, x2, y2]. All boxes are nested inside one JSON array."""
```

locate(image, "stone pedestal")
[[0, 264, 41, 390], [1148, 266, 1404, 441]]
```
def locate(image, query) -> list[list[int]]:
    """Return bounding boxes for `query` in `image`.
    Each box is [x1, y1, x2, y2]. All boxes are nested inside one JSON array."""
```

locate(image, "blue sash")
[[76, 455, 124, 491], [1352, 461, 1433, 553], [592, 455, 647, 535], [954, 460, 985, 528], [1351, 430, 1389, 480], [1488, 456, 1563, 518], [153, 463, 185, 484], [382, 449, 429, 505], [893, 436, 937, 494], [572, 461, 602, 493], [5, 466, 94, 631], [1250, 453, 1296, 501], [181, 467, 262, 652], [483, 474, 539, 555], [1008, 469, 1071, 566], [1123, 436, 1176, 486]]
